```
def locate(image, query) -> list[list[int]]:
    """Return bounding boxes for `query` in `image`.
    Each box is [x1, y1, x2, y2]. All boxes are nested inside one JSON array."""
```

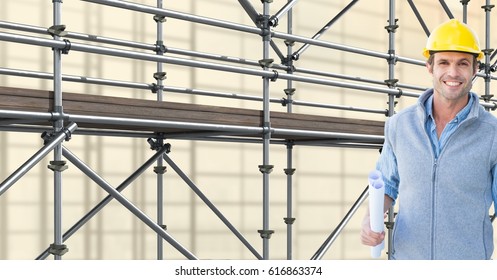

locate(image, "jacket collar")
[[416, 89, 481, 124]]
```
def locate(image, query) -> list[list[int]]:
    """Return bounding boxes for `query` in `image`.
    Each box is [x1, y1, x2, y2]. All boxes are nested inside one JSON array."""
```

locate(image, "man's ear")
[[426, 61, 433, 74]]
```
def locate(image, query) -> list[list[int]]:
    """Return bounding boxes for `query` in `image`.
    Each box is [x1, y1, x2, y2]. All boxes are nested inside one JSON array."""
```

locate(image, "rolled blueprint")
[[368, 170, 385, 258]]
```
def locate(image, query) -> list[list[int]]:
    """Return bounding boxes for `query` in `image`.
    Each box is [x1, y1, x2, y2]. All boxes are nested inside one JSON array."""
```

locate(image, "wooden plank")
[[0, 86, 384, 141]]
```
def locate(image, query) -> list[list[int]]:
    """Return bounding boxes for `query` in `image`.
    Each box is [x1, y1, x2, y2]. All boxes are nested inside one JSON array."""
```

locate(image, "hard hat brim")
[[422, 48, 483, 60]]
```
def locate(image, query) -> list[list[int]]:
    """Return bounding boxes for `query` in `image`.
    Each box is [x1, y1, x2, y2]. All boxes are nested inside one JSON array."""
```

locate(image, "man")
[[361, 19, 497, 259]]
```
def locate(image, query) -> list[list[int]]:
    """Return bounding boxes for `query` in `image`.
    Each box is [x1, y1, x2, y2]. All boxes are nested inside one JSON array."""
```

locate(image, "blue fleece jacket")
[[378, 89, 497, 260]]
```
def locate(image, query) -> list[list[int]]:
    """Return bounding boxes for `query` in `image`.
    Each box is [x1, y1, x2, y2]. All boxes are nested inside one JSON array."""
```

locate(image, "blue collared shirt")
[[425, 94, 473, 158]]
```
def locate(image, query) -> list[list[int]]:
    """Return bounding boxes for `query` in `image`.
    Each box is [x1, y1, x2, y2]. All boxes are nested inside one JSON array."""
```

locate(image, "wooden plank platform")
[[0, 86, 385, 143]]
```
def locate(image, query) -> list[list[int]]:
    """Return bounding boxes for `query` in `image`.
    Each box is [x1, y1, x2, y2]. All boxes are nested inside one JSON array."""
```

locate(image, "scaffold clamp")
[[387, 88, 402, 99], [481, 94, 494, 102], [284, 217, 296, 225], [285, 140, 295, 148], [153, 72, 167, 81], [386, 51, 397, 65], [154, 166, 167, 174], [41, 128, 72, 145], [150, 83, 163, 93], [153, 15, 167, 23], [269, 16, 279, 27], [284, 40, 295, 47], [384, 19, 399, 33], [281, 56, 291, 66], [284, 88, 296, 96], [384, 78, 398, 88], [482, 4, 495, 12], [48, 160, 68, 172], [59, 39, 71, 54], [284, 168, 296, 175], [258, 58, 274, 68], [258, 164, 274, 174], [258, 229, 274, 239], [490, 64, 497, 72], [63, 124, 75, 141], [270, 70, 279, 82], [48, 106, 69, 123], [41, 131, 53, 144], [286, 64, 297, 73], [281, 98, 292, 106], [291, 52, 300, 61], [147, 138, 171, 153], [385, 221, 394, 230], [155, 42, 167, 54], [47, 24, 68, 37], [483, 48, 494, 56], [47, 25, 71, 54], [48, 243, 68, 256]]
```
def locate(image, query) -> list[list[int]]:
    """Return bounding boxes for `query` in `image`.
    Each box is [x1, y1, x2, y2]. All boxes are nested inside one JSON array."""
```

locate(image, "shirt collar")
[[424, 92, 474, 124]]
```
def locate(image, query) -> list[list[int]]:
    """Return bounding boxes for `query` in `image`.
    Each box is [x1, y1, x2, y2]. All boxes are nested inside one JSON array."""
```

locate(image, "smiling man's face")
[[427, 51, 477, 103]]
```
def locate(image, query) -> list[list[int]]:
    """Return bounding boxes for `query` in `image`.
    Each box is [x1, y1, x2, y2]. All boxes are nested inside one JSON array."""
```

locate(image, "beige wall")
[[0, 0, 496, 260]]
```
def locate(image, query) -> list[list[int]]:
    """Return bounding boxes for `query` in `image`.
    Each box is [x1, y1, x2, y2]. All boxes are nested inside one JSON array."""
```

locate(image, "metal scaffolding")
[[0, 0, 495, 260]]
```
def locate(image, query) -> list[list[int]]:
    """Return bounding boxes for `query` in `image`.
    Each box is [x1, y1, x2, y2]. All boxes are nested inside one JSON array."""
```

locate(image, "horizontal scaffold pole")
[[0, 67, 392, 114], [0, 67, 151, 90], [82, 0, 422, 64], [12, 19, 493, 93], [0, 20, 153, 50], [0, 31, 403, 97], [0, 20, 427, 90], [0, 108, 385, 144]]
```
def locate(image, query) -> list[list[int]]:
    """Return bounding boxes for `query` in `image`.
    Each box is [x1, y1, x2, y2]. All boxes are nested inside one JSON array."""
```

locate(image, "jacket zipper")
[[428, 119, 471, 259], [431, 157, 437, 259]]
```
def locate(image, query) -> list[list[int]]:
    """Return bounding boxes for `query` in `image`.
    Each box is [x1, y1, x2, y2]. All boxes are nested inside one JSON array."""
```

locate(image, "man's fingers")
[[360, 228, 385, 246]]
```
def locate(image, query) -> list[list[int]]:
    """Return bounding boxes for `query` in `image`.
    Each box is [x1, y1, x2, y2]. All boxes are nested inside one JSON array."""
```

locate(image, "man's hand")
[[360, 212, 385, 246]]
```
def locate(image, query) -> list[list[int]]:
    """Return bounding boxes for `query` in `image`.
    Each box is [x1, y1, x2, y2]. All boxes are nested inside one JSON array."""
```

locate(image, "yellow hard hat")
[[422, 18, 483, 60]]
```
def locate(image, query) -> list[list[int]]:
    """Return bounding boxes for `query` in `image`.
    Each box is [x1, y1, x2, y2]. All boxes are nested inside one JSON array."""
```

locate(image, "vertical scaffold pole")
[[481, 0, 494, 108], [258, 0, 274, 260], [50, 0, 68, 260], [482, 0, 497, 224], [284, 0, 296, 260], [385, 0, 398, 260], [461, 0, 469, 23], [154, 0, 167, 260]]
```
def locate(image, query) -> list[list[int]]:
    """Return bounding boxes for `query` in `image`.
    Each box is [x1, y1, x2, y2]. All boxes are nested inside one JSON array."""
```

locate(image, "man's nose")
[[446, 64, 459, 76]]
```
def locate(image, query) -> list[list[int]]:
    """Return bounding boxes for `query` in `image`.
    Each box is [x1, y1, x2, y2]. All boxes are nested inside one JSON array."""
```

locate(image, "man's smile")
[[444, 81, 462, 87]]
